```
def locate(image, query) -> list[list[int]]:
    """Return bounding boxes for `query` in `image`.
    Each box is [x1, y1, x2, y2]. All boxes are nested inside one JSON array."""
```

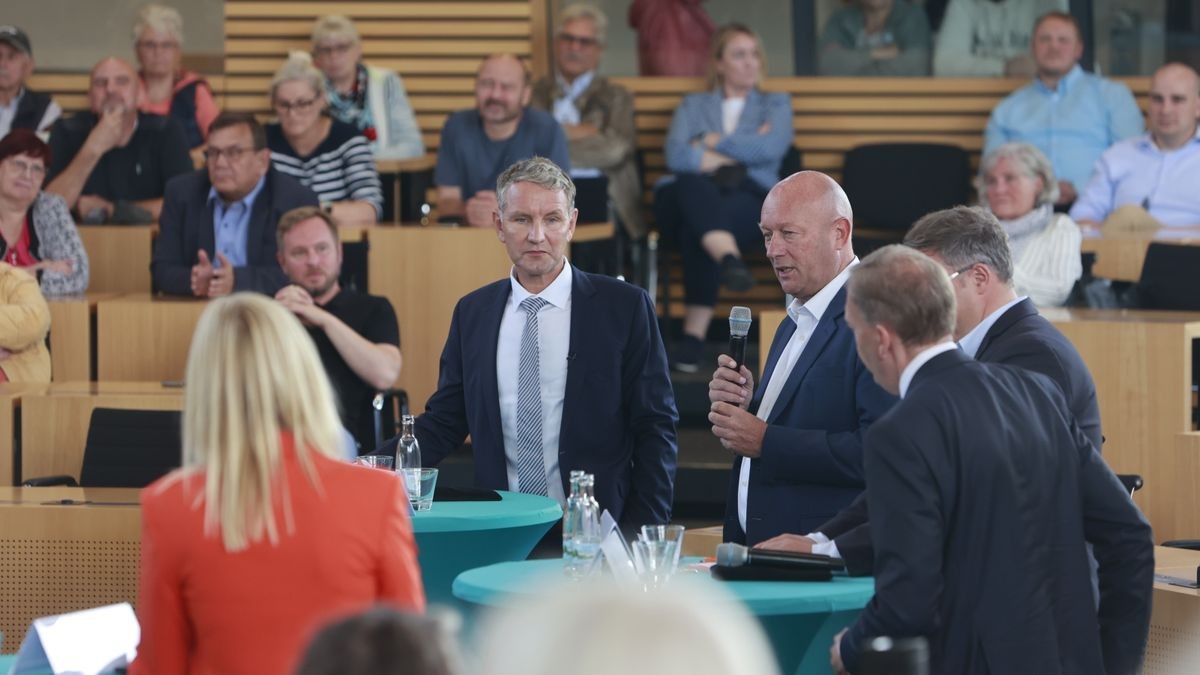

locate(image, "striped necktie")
[[514, 296, 550, 496]]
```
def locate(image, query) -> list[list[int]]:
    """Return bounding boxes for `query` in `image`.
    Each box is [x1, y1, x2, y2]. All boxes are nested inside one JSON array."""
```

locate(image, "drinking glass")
[[400, 467, 438, 511], [640, 524, 686, 567], [353, 455, 394, 471], [632, 539, 678, 591]]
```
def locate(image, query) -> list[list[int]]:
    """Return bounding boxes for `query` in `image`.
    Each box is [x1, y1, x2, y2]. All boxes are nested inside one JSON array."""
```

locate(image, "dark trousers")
[[654, 173, 766, 307]]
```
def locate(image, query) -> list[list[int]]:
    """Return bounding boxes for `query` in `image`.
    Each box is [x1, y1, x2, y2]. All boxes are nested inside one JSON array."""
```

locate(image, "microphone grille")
[[715, 542, 748, 567], [729, 306, 752, 337]]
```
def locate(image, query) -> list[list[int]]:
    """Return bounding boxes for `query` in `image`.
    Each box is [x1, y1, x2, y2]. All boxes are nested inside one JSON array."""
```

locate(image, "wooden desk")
[[1148, 545, 1200, 673], [1081, 227, 1200, 282], [0, 384, 51, 486], [96, 295, 208, 382], [47, 292, 117, 382], [0, 486, 141, 655], [77, 226, 155, 293]]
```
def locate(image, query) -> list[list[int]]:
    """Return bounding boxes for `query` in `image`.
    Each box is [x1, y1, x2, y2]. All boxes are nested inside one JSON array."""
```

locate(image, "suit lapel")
[[244, 171, 273, 262], [558, 267, 595, 493], [704, 90, 724, 134], [750, 315, 796, 414], [764, 288, 847, 425], [198, 180, 217, 258], [479, 281, 510, 462], [976, 298, 1037, 358]]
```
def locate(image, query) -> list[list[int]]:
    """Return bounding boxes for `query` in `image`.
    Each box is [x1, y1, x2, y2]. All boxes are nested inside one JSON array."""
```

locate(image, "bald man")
[[45, 57, 192, 224], [434, 53, 570, 228], [1071, 62, 1200, 229], [707, 171, 896, 546]]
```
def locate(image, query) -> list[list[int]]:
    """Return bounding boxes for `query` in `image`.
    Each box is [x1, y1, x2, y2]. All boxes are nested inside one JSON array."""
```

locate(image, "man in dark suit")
[[830, 245, 1152, 675], [761, 206, 1103, 574], [377, 157, 677, 526], [152, 112, 318, 297], [707, 171, 896, 546]]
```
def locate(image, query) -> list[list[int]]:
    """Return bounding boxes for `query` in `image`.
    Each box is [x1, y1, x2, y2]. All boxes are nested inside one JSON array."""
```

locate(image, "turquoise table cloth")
[[452, 558, 875, 675], [413, 491, 561, 606]]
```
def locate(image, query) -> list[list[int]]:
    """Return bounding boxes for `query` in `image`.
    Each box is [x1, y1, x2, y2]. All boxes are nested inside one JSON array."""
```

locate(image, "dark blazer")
[[722, 286, 897, 545], [377, 266, 679, 526], [821, 298, 1103, 575], [840, 349, 1153, 675], [151, 167, 319, 296]]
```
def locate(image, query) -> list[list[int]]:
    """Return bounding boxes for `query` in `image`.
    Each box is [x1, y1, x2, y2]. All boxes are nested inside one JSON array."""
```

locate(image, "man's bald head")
[[760, 171, 855, 301], [88, 56, 141, 115], [1148, 62, 1200, 150]]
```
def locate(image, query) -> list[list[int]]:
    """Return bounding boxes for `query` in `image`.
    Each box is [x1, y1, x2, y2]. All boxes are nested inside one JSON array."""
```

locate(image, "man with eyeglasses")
[[152, 111, 318, 297], [0, 25, 62, 139], [45, 57, 192, 224], [530, 5, 642, 237]]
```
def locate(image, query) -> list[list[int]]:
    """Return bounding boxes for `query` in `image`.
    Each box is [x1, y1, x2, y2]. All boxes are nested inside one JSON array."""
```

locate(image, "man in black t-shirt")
[[274, 206, 401, 452]]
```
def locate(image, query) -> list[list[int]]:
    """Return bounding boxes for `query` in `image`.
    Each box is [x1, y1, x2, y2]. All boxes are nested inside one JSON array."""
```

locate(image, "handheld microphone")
[[715, 542, 844, 571], [728, 306, 752, 371]]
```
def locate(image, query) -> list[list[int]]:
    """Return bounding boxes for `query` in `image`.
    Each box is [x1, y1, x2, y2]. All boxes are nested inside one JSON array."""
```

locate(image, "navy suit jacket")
[[820, 298, 1103, 575], [841, 350, 1152, 675], [152, 167, 319, 296], [722, 286, 897, 545], [379, 266, 679, 526]]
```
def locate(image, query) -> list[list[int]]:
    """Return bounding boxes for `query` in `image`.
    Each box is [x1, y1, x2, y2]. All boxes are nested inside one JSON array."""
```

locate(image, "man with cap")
[[0, 26, 61, 139]]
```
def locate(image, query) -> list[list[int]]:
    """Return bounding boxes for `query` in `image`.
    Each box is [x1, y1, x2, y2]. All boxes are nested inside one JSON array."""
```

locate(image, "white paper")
[[600, 528, 640, 584], [11, 602, 139, 675]]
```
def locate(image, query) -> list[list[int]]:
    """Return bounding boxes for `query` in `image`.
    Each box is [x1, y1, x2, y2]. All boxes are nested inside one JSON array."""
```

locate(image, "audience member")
[[45, 57, 192, 224], [627, 0, 716, 77], [0, 262, 49, 383], [0, 130, 89, 296], [275, 206, 401, 453], [434, 54, 569, 228], [656, 24, 793, 372], [531, 5, 643, 237], [311, 15, 424, 160], [1071, 62, 1200, 230], [984, 11, 1143, 204], [831, 245, 1152, 675], [933, 0, 1064, 76], [818, 0, 932, 76], [478, 580, 781, 675], [130, 293, 424, 675], [707, 171, 895, 546], [297, 608, 462, 675], [977, 142, 1080, 305], [760, 206, 1101, 575], [378, 158, 678, 526], [0, 25, 61, 138], [134, 4, 219, 149], [266, 52, 382, 226], [152, 112, 318, 297]]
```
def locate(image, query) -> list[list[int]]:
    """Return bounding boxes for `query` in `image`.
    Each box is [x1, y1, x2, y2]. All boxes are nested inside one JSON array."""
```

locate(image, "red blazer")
[[129, 437, 425, 675]]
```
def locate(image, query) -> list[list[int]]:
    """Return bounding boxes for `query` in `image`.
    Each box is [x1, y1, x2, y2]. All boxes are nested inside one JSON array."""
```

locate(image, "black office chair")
[[372, 388, 410, 449], [23, 408, 182, 488], [339, 240, 370, 293], [1130, 243, 1200, 311], [1116, 473, 1143, 498]]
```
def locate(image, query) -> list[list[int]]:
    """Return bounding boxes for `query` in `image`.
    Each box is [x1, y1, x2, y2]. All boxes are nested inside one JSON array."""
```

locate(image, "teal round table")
[[452, 559, 874, 675], [413, 491, 561, 606]]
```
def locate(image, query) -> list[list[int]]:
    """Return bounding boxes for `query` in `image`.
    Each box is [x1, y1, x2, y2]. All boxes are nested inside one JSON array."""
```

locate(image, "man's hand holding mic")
[[709, 306, 766, 457]]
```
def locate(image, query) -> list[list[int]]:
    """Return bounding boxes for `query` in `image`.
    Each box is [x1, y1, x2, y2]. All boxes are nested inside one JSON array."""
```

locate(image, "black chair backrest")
[[339, 240, 370, 293], [780, 145, 803, 177], [574, 175, 610, 224], [1135, 243, 1200, 311], [79, 408, 183, 488], [842, 143, 971, 233]]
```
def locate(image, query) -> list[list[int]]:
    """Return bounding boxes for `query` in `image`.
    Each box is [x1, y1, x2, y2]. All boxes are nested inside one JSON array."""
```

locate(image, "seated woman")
[[979, 142, 1082, 306], [310, 15, 424, 161], [655, 24, 793, 371], [0, 263, 50, 383], [266, 52, 384, 226], [0, 130, 89, 296], [817, 0, 932, 76], [134, 4, 219, 149], [129, 294, 424, 675]]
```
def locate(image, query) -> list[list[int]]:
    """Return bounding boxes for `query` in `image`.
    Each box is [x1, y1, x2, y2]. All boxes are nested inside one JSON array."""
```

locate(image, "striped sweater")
[[266, 118, 383, 218]]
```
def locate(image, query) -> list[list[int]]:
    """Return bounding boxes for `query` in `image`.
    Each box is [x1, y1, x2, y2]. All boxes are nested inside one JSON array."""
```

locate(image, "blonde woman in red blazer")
[[129, 293, 424, 675]]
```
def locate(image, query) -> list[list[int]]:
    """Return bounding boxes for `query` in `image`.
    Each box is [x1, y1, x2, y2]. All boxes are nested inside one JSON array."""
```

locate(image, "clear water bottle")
[[563, 471, 586, 578], [395, 415, 421, 470]]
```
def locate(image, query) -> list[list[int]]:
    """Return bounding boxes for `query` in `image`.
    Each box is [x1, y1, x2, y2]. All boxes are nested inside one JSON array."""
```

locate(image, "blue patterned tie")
[[515, 296, 550, 496]]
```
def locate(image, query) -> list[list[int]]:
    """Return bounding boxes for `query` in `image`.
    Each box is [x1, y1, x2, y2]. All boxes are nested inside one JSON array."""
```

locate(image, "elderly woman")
[[266, 52, 383, 226], [655, 24, 793, 371], [817, 0, 932, 76], [0, 130, 89, 296], [310, 15, 424, 160], [134, 4, 219, 148], [129, 294, 424, 675], [979, 142, 1082, 306]]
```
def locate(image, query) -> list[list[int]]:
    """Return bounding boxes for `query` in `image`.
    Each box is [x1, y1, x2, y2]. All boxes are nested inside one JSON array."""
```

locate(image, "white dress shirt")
[[497, 262, 573, 506], [898, 341, 960, 399], [738, 259, 858, 532]]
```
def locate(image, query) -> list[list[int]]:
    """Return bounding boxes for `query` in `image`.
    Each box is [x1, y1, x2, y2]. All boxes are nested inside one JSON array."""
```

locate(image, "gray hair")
[[496, 157, 576, 214], [977, 142, 1060, 210], [848, 245, 957, 348], [558, 4, 608, 45], [133, 4, 184, 44], [903, 205, 1015, 283], [271, 50, 327, 102], [311, 14, 359, 47]]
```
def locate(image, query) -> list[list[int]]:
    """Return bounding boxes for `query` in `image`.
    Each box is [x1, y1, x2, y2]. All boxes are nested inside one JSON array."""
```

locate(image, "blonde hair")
[[183, 293, 344, 551], [707, 23, 766, 90], [271, 50, 327, 102], [133, 4, 184, 44], [311, 14, 360, 47]]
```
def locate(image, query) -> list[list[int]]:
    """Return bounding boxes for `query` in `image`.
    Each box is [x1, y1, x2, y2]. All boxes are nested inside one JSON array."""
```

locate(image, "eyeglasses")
[[274, 96, 320, 114], [136, 40, 179, 52], [947, 263, 977, 281], [203, 146, 253, 163], [556, 32, 599, 48], [313, 42, 354, 58], [3, 158, 45, 178]]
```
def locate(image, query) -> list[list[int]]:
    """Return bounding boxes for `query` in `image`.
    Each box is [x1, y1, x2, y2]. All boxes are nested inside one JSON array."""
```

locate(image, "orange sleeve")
[[376, 478, 426, 612], [193, 82, 220, 141], [129, 492, 192, 675]]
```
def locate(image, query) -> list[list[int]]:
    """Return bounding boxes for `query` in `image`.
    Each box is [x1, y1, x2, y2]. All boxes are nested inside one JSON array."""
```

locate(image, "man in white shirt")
[[0, 26, 61, 139]]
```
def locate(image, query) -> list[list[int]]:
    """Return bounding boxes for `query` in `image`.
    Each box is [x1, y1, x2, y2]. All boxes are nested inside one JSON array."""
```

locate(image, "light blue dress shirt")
[[985, 65, 1144, 189], [1069, 129, 1200, 227], [206, 174, 267, 268]]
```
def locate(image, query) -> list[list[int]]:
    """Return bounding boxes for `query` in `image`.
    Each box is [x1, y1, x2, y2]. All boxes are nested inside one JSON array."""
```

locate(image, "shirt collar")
[[957, 295, 1026, 358], [1141, 125, 1200, 152], [899, 342, 959, 398], [207, 173, 268, 211], [509, 259, 573, 309], [0, 88, 24, 112], [787, 257, 858, 325], [556, 70, 595, 101], [1035, 63, 1084, 94]]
